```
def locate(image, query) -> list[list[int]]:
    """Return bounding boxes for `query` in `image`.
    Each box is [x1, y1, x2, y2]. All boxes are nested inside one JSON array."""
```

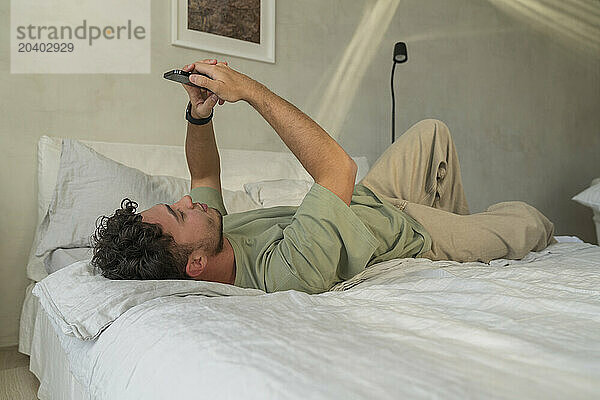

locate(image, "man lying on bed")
[[91, 58, 557, 294]]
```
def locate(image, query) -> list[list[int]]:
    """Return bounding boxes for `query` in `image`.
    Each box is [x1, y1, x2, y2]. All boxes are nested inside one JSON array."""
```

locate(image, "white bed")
[[19, 137, 600, 399]]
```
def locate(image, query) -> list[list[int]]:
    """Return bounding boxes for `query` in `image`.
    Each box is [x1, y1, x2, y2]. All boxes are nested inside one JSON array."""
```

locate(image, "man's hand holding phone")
[[170, 58, 262, 118], [187, 60, 260, 104], [180, 59, 227, 119]]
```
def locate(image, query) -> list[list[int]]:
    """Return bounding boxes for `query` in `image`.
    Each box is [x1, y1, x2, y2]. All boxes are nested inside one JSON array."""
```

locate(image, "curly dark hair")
[[90, 198, 192, 280]]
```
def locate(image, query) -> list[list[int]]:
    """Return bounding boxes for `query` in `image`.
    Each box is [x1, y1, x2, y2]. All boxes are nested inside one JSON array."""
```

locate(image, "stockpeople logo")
[[11, 0, 151, 73]]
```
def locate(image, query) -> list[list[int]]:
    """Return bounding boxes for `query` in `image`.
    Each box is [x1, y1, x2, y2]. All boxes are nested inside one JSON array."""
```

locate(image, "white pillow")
[[44, 247, 93, 275], [572, 178, 600, 211], [34, 139, 192, 257], [244, 179, 314, 207], [34, 139, 258, 258], [36, 136, 370, 214], [222, 189, 261, 213]]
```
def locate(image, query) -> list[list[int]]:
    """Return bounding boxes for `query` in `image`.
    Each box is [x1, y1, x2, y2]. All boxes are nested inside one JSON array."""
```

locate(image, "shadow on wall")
[[308, 0, 600, 144], [306, 0, 401, 141]]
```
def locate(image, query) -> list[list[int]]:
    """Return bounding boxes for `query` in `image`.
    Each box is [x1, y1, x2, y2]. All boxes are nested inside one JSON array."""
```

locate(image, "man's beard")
[[207, 208, 224, 256], [216, 208, 224, 253]]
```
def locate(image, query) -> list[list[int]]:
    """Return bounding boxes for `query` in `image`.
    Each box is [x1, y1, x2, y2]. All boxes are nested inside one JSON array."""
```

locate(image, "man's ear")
[[185, 248, 207, 279]]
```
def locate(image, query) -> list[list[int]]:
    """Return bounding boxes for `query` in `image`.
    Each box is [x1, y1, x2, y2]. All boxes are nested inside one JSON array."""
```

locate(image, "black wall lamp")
[[391, 42, 408, 144]]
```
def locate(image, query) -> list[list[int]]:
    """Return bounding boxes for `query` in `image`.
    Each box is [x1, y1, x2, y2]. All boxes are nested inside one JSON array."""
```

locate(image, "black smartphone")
[[163, 69, 211, 89]]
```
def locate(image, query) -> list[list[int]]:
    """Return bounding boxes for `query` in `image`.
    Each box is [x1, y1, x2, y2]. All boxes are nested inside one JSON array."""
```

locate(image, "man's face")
[[141, 195, 224, 257]]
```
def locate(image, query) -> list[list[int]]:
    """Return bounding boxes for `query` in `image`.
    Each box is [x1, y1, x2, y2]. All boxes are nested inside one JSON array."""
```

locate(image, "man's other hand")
[[181, 59, 225, 119], [187, 61, 259, 103]]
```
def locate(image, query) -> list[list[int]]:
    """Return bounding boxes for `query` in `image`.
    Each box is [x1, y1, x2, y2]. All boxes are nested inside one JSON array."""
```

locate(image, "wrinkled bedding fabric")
[[36, 242, 600, 399]]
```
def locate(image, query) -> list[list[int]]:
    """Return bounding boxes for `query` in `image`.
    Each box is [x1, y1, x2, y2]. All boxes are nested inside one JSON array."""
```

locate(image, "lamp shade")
[[393, 42, 407, 63]]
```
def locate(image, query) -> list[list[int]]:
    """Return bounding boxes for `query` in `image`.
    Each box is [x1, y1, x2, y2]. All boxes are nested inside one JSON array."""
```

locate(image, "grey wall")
[[1, 0, 598, 346]]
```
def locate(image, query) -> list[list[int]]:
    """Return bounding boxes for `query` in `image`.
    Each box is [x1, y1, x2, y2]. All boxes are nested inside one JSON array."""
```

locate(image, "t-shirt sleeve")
[[189, 186, 228, 216], [265, 182, 380, 294]]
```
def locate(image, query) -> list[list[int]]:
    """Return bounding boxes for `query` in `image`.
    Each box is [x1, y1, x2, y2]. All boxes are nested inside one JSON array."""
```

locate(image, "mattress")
[[28, 297, 91, 399], [20, 238, 600, 400]]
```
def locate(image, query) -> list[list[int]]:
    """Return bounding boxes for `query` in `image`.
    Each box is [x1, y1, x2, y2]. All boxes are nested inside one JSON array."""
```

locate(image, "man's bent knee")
[[409, 119, 451, 141]]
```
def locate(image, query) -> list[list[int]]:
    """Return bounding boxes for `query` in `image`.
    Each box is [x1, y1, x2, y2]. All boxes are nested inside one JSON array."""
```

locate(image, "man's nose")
[[180, 195, 193, 208]]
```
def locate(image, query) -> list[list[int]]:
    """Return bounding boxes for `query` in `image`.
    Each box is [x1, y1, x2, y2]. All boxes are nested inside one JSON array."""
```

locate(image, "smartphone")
[[163, 69, 211, 89]]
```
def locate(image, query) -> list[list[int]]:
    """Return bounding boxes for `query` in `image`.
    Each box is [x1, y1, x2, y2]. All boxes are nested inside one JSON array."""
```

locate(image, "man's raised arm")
[[180, 60, 226, 193], [189, 62, 357, 206], [185, 111, 221, 192]]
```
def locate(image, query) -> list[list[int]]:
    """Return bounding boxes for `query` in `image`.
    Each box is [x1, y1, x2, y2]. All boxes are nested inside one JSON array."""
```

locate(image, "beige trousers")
[[359, 119, 557, 264]]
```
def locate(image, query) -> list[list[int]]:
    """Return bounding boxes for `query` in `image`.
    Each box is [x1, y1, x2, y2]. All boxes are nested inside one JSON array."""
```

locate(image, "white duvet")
[[35, 242, 600, 399]]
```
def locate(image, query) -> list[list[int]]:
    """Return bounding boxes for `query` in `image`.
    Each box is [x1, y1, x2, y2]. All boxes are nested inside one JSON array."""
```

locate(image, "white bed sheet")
[[29, 301, 91, 400], [21, 239, 600, 400]]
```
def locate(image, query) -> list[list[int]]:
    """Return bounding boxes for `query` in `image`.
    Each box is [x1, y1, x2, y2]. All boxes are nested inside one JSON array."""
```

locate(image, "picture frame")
[[171, 0, 275, 64]]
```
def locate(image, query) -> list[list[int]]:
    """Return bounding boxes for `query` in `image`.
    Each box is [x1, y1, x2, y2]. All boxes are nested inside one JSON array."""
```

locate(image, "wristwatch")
[[185, 102, 213, 125]]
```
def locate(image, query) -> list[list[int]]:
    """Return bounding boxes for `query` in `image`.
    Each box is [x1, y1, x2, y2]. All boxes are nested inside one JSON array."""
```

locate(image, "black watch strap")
[[185, 102, 213, 125]]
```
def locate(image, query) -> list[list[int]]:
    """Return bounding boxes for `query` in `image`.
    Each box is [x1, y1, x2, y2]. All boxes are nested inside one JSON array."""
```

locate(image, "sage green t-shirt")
[[190, 182, 432, 294]]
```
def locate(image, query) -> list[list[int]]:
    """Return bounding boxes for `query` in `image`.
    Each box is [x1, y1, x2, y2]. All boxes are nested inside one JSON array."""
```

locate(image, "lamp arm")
[[391, 61, 397, 144]]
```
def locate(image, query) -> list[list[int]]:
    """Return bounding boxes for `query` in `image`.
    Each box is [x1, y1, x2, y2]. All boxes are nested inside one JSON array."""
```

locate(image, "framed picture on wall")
[[171, 0, 275, 63]]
